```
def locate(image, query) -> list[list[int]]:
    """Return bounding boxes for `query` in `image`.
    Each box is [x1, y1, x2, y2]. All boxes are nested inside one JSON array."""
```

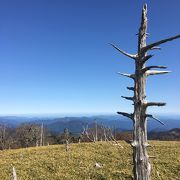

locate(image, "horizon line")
[[0, 112, 180, 117]]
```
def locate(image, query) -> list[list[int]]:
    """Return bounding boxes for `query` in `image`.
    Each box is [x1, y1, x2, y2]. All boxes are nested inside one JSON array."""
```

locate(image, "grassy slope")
[[0, 141, 179, 180]]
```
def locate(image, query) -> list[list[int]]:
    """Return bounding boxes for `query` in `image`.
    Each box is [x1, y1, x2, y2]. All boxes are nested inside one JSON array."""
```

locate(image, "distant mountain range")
[[148, 128, 180, 140], [0, 114, 179, 133]]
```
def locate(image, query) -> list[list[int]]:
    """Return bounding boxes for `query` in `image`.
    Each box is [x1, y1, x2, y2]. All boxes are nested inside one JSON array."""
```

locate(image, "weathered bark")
[[111, 3, 180, 180], [132, 4, 151, 179]]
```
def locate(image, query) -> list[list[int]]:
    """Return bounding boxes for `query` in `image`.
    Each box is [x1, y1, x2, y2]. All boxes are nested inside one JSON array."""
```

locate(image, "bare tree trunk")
[[95, 120, 98, 142], [113, 126, 116, 140], [78, 137, 81, 144], [111, 4, 180, 180], [0, 124, 6, 150], [102, 126, 108, 141], [36, 139, 39, 147], [65, 139, 69, 152], [64, 128, 70, 151], [82, 125, 96, 142], [40, 123, 44, 146], [132, 5, 151, 179]]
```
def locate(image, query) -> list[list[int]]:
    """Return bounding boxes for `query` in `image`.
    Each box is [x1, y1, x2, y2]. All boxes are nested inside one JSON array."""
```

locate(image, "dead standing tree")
[[111, 4, 180, 180], [64, 128, 70, 151], [40, 123, 44, 146]]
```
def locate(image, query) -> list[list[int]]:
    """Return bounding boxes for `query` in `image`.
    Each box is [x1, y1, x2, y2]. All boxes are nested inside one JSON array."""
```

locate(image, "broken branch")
[[141, 54, 154, 63], [146, 70, 170, 76], [127, 86, 135, 91], [146, 102, 166, 107], [141, 66, 167, 73], [121, 96, 134, 101], [110, 43, 137, 59], [118, 72, 135, 79], [143, 34, 180, 52], [146, 114, 165, 125], [117, 111, 134, 120]]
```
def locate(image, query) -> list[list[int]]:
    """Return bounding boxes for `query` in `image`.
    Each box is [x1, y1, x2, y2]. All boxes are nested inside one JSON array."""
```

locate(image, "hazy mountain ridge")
[[148, 128, 180, 140], [0, 115, 179, 133]]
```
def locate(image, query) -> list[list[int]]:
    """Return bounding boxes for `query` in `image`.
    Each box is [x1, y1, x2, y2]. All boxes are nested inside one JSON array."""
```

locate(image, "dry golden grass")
[[0, 141, 179, 179]]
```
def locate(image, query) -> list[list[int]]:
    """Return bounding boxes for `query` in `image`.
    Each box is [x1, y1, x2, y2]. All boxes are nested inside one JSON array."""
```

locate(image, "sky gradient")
[[0, 0, 180, 115]]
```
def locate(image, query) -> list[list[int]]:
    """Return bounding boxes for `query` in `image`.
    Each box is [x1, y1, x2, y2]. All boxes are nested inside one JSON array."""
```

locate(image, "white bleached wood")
[[150, 46, 161, 50], [141, 66, 167, 73], [146, 70, 170, 76], [12, 167, 17, 180]]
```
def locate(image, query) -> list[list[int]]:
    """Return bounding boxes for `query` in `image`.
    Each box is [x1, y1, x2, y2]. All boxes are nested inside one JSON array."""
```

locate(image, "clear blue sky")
[[0, 0, 180, 115]]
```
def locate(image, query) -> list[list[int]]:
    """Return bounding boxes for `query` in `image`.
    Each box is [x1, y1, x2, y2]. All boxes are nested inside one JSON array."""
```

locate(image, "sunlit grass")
[[0, 141, 179, 179]]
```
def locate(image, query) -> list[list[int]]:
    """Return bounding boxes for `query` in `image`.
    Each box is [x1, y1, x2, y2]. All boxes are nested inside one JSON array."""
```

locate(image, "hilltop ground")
[[0, 141, 179, 180]]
